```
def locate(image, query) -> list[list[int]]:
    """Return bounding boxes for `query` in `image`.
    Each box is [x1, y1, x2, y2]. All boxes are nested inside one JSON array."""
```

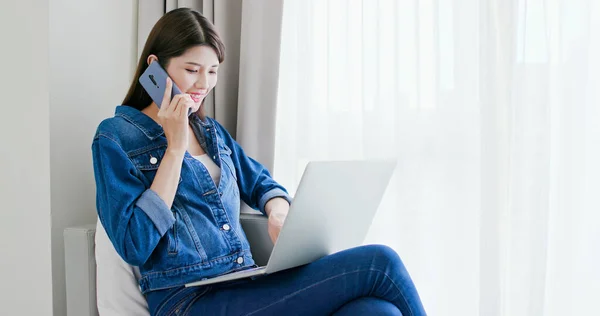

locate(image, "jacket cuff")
[[259, 188, 293, 215], [135, 189, 175, 235]]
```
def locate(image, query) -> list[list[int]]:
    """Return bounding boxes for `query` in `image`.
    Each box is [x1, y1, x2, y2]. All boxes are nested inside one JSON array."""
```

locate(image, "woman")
[[92, 8, 426, 316]]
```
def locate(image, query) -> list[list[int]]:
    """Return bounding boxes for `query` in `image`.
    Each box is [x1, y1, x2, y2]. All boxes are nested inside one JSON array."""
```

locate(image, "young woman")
[[92, 8, 426, 316]]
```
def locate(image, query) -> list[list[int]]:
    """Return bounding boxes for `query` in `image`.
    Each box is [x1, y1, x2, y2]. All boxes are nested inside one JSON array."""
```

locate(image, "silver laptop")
[[185, 160, 397, 287]]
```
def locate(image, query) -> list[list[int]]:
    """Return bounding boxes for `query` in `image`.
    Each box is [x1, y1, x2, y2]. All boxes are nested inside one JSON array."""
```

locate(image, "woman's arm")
[[149, 149, 184, 209], [93, 90, 193, 265], [212, 120, 292, 215], [92, 133, 176, 266], [265, 197, 290, 243]]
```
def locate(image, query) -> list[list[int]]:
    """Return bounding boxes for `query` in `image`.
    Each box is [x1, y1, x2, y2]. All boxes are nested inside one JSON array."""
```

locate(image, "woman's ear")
[[147, 54, 158, 66]]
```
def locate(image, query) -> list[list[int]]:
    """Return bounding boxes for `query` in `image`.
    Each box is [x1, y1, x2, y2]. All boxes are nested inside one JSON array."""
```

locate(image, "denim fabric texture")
[[92, 105, 292, 294], [146, 245, 427, 316]]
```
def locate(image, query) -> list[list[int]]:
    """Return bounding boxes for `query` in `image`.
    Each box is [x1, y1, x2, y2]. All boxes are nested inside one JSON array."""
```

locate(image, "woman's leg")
[[333, 297, 402, 316], [184, 244, 426, 316]]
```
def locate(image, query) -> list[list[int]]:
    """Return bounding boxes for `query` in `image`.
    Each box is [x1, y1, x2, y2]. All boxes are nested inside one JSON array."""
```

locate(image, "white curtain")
[[272, 0, 600, 315]]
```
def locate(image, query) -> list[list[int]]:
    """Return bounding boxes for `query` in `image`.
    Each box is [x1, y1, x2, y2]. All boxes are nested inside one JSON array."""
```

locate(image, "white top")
[[193, 154, 221, 186]]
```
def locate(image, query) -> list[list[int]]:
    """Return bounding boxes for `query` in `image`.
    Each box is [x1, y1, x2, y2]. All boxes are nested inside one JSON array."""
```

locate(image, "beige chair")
[[64, 213, 273, 316]]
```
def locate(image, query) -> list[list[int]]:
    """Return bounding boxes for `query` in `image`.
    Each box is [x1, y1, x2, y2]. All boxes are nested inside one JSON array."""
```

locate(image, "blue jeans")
[[146, 245, 426, 315]]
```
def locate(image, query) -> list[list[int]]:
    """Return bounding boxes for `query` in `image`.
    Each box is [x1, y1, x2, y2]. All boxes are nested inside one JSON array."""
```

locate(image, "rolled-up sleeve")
[[259, 188, 293, 214], [135, 189, 175, 235]]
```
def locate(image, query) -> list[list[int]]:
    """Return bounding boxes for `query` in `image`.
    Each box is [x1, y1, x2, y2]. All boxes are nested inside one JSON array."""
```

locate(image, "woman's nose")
[[195, 74, 209, 89]]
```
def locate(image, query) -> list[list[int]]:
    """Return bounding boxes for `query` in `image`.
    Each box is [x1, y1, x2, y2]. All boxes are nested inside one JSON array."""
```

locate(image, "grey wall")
[[49, 1, 138, 315], [0, 1, 241, 314], [0, 0, 54, 314]]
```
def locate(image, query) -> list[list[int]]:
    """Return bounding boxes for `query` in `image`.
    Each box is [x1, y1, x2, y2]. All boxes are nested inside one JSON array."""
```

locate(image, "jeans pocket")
[[166, 286, 211, 316]]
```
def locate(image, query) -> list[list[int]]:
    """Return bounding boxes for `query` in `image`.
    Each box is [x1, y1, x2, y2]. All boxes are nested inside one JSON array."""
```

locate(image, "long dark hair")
[[122, 8, 225, 118]]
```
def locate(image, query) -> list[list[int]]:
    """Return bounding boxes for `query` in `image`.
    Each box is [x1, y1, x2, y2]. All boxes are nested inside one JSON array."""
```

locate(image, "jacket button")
[[222, 224, 230, 231], [150, 156, 158, 165], [237, 257, 244, 264]]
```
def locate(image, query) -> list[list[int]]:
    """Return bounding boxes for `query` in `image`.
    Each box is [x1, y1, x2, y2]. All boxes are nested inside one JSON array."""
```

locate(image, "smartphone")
[[139, 61, 190, 114]]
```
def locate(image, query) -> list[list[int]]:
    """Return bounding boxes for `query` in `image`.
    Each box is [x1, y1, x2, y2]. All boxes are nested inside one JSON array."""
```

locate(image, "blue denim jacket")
[[92, 106, 291, 294]]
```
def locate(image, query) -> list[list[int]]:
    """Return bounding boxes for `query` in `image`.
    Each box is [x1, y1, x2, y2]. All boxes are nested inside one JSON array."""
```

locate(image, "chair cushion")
[[95, 219, 150, 316]]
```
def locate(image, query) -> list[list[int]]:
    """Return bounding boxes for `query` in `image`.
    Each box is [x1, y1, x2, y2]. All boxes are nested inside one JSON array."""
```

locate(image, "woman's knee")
[[360, 244, 404, 270], [333, 297, 402, 316], [364, 244, 399, 259]]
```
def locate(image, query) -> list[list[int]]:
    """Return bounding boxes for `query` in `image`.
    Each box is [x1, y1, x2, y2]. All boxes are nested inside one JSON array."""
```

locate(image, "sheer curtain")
[[273, 0, 600, 315]]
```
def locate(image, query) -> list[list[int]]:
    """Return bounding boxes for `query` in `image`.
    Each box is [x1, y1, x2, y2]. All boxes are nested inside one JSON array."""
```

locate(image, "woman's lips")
[[189, 93, 206, 103], [189, 93, 204, 103]]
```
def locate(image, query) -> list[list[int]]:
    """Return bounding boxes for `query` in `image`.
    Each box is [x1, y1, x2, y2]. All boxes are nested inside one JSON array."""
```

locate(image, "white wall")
[[0, 0, 54, 315], [48, 0, 138, 315]]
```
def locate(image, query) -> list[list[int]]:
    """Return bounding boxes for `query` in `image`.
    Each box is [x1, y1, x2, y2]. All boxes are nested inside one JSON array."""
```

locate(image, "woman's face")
[[148, 45, 219, 113]]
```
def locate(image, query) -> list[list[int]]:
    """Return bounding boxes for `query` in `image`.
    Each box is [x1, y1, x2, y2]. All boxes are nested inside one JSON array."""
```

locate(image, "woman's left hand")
[[265, 198, 290, 244]]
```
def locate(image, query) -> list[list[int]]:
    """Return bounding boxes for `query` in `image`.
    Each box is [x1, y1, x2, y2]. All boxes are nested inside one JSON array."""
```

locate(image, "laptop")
[[185, 160, 397, 287]]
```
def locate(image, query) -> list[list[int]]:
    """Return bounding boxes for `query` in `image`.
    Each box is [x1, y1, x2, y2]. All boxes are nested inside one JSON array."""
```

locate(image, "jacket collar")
[[115, 105, 164, 140], [115, 105, 213, 140]]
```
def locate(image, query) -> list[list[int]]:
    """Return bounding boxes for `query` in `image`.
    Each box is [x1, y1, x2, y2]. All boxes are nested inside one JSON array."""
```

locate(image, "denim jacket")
[[92, 105, 291, 294]]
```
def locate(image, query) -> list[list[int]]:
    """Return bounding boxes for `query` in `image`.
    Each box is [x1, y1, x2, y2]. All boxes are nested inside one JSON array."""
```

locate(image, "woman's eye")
[[209, 71, 217, 75], [186, 69, 198, 73]]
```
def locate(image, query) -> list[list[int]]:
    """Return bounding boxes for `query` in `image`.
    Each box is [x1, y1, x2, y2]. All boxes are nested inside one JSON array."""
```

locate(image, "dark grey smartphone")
[[139, 61, 190, 114]]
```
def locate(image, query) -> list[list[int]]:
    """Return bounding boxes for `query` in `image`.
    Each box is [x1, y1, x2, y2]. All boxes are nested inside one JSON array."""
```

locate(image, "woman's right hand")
[[157, 78, 193, 154]]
